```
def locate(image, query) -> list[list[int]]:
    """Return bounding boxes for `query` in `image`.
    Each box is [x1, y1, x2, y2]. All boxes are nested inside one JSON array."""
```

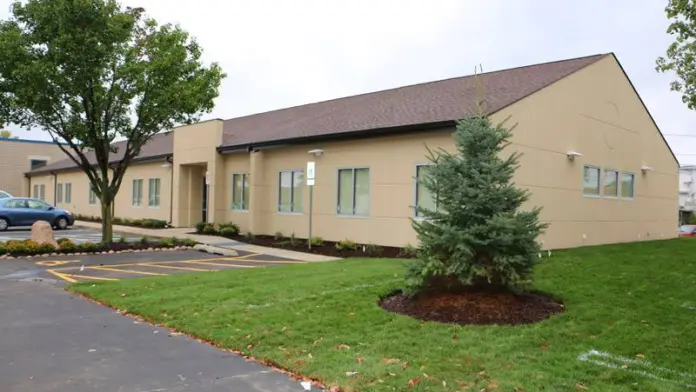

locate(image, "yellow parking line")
[[63, 274, 119, 282], [141, 263, 209, 272], [52, 257, 240, 272], [46, 269, 78, 283], [90, 266, 167, 276], [233, 258, 303, 264], [232, 253, 261, 260], [184, 260, 256, 268]]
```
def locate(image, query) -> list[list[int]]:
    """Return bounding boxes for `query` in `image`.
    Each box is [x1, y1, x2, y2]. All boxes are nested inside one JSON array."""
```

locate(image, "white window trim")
[[620, 171, 636, 200], [582, 165, 602, 198], [56, 183, 63, 204], [132, 179, 143, 207], [277, 170, 304, 214], [602, 168, 620, 199], [231, 173, 249, 211], [336, 167, 370, 217], [413, 163, 438, 218], [65, 183, 72, 204], [148, 178, 161, 208], [89, 188, 97, 205]]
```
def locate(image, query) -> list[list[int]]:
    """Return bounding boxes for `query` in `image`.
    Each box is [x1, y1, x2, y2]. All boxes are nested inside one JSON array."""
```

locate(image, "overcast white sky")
[[3, 0, 696, 164]]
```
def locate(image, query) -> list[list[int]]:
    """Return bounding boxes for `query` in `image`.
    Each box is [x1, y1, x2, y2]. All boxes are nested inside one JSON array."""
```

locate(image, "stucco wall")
[[0, 139, 67, 196]]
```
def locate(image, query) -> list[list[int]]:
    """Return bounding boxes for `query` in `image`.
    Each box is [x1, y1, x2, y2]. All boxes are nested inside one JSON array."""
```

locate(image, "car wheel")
[[55, 216, 68, 230], [0, 218, 8, 231]]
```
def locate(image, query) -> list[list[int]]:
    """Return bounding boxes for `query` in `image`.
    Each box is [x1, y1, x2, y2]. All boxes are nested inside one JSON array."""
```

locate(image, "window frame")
[[602, 168, 619, 198], [414, 163, 439, 218], [148, 178, 161, 208], [582, 165, 601, 197], [56, 183, 63, 203], [132, 179, 143, 207], [620, 171, 636, 199], [65, 183, 71, 203], [336, 167, 370, 217], [231, 173, 250, 211], [39, 184, 45, 201], [277, 170, 304, 214], [89, 188, 97, 205], [33, 185, 38, 199]]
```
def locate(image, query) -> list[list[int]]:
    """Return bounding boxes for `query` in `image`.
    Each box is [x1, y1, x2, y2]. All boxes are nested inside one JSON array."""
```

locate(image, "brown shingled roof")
[[220, 53, 609, 148], [28, 131, 173, 174], [28, 53, 611, 175]]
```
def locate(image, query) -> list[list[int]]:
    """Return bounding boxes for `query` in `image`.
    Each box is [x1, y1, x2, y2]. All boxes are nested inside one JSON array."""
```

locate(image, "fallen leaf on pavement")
[[407, 377, 421, 387]]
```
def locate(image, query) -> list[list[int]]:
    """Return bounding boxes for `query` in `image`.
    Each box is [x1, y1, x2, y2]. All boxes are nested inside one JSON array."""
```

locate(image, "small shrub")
[[398, 243, 418, 258], [180, 238, 197, 247], [122, 218, 132, 226], [112, 217, 122, 224], [130, 219, 143, 227], [218, 222, 240, 236], [274, 231, 284, 241], [202, 224, 217, 235], [220, 227, 237, 238], [140, 219, 167, 229], [244, 231, 255, 240], [140, 236, 150, 245], [159, 237, 176, 247], [118, 235, 127, 244], [57, 238, 77, 251], [38, 243, 56, 253], [80, 242, 99, 252], [364, 243, 383, 255], [195, 221, 207, 234], [335, 239, 358, 251], [308, 236, 324, 246], [288, 232, 299, 246]]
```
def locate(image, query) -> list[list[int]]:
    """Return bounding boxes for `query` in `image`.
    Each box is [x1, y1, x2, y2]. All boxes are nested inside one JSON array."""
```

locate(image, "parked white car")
[[0, 191, 12, 199]]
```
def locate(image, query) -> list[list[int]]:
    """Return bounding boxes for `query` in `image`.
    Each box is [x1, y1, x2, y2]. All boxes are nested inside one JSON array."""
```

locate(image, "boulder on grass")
[[31, 221, 59, 249]]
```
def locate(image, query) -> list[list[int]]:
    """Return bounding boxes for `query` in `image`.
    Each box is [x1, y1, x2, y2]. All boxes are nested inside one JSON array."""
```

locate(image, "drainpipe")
[[167, 156, 174, 226], [52, 171, 57, 204], [26, 174, 32, 197]]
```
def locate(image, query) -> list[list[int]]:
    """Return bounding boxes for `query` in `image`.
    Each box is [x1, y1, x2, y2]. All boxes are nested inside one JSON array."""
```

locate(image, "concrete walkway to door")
[[74, 220, 338, 262]]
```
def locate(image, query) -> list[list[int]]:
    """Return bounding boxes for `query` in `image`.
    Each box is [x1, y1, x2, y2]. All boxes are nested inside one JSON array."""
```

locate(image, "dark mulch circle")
[[379, 289, 564, 326]]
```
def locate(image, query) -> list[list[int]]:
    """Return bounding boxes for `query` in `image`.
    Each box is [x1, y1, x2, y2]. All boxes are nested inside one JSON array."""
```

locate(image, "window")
[[337, 168, 370, 215], [148, 178, 161, 207], [39, 185, 45, 201], [582, 165, 600, 196], [278, 170, 304, 213], [132, 179, 143, 206], [27, 199, 50, 210], [415, 164, 437, 217], [65, 183, 71, 203], [621, 172, 635, 198], [56, 183, 63, 203], [30, 159, 47, 170], [89, 189, 97, 205], [33, 185, 38, 199], [603, 169, 618, 197], [5, 199, 25, 208], [232, 173, 250, 210], [0, 191, 10, 199]]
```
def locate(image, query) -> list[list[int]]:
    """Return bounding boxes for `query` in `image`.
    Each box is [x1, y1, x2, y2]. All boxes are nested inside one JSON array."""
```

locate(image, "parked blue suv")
[[0, 197, 74, 231]]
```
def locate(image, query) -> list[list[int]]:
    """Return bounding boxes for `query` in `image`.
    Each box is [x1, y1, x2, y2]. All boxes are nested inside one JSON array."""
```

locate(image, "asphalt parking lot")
[[0, 227, 142, 244], [9, 249, 303, 284]]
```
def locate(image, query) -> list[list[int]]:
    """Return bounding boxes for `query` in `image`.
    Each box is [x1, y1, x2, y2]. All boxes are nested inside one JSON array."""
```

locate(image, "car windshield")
[[680, 225, 695, 232]]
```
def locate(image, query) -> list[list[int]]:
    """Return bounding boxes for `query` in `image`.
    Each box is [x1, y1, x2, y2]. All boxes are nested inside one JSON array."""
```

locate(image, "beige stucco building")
[[25, 53, 679, 249], [0, 137, 68, 198]]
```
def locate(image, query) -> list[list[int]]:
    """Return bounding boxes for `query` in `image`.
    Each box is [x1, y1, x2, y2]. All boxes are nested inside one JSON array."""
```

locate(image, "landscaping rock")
[[108, 250, 115, 254], [30, 221, 59, 249], [50, 253, 57, 256], [192, 244, 238, 257]]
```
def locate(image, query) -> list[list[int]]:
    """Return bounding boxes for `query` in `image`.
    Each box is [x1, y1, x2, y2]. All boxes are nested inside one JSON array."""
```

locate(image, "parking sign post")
[[306, 161, 315, 249]]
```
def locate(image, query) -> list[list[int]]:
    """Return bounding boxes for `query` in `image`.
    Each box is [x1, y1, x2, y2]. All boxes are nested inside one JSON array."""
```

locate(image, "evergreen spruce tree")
[[406, 115, 548, 294]]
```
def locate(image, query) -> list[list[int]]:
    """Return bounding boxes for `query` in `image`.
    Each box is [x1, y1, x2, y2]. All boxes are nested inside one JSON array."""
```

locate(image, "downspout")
[[52, 171, 57, 204], [167, 156, 174, 226], [26, 174, 31, 197]]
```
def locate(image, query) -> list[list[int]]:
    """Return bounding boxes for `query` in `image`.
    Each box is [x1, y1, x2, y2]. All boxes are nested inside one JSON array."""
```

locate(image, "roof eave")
[[25, 153, 173, 176]]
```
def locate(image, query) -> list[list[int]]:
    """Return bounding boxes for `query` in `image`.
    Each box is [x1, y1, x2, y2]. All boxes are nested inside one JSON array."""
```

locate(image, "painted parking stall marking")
[[578, 349, 696, 389], [44, 253, 305, 283]]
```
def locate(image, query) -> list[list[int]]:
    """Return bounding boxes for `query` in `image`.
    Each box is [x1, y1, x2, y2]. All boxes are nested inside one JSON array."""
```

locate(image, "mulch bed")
[[200, 234, 417, 259], [379, 290, 564, 326]]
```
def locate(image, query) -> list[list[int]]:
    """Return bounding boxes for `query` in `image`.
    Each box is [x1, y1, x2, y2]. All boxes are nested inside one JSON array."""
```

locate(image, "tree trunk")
[[101, 196, 113, 245]]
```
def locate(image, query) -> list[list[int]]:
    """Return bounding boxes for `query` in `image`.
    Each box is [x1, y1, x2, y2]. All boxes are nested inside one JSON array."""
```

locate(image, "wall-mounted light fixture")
[[566, 150, 583, 161], [308, 148, 324, 157], [641, 165, 653, 173]]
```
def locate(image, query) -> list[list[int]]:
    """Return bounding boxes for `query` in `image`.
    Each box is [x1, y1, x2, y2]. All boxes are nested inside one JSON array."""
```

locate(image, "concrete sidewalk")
[[74, 220, 338, 262]]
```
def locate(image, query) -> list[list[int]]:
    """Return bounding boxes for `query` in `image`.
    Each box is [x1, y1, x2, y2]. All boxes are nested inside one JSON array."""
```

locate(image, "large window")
[[148, 178, 161, 207], [33, 184, 45, 200], [89, 188, 97, 205], [337, 168, 370, 216], [232, 173, 249, 210], [65, 183, 72, 203], [278, 170, 304, 213], [621, 172, 635, 198], [33, 185, 38, 199], [603, 169, 619, 197], [56, 183, 63, 203], [415, 164, 437, 217], [132, 179, 143, 206], [583, 165, 600, 196]]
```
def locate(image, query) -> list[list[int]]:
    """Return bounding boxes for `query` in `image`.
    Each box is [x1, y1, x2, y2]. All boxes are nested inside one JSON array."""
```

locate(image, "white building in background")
[[679, 165, 696, 212]]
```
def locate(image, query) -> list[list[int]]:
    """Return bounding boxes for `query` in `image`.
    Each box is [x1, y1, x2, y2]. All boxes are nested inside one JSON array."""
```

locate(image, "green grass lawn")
[[71, 239, 696, 391]]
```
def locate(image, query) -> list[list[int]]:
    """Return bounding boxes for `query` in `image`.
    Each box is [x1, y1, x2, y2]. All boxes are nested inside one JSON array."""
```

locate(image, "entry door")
[[201, 176, 208, 223]]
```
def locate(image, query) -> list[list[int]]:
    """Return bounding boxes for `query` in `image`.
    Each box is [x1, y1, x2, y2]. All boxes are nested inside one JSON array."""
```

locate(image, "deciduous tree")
[[656, 0, 696, 109], [0, 0, 225, 243]]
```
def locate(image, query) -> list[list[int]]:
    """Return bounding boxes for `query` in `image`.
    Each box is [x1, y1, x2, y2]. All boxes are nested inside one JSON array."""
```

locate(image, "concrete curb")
[[192, 244, 239, 257]]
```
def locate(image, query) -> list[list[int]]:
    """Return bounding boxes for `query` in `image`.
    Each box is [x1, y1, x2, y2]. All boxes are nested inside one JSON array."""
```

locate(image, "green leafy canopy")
[[0, 0, 225, 241], [657, 0, 696, 109], [406, 115, 548, 293]]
